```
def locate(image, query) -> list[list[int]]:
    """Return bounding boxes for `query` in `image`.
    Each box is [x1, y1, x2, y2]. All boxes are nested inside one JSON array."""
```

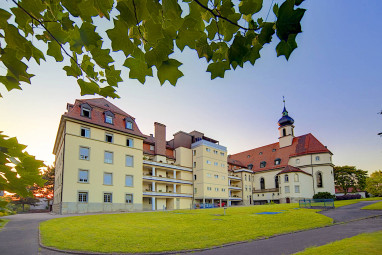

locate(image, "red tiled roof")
[[64, 98, 145, 138], [227, 157, 246, 167], [229, 133, 331, 173], [277, 165, 312, 176]]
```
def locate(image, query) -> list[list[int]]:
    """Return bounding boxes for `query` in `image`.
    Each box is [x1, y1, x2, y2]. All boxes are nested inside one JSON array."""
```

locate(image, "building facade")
[[52, 99, 335, 214]]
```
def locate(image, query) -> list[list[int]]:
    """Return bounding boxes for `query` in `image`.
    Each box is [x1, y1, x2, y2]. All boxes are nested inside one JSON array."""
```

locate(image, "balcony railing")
[[142, 175, 192, 184], [143, 191, 193, 198], [228, 175, 241, 180], [143, 160, 192, 172], [253, 188, 279, 193], [229, 196, 242, 200], [228, 185, 242, 190]]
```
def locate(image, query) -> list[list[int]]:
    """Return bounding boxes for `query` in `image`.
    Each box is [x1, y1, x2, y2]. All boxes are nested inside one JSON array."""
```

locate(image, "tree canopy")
[[366, 170, 382, 197], [334, 166, 368, 195], [0, 0, 306, 98]]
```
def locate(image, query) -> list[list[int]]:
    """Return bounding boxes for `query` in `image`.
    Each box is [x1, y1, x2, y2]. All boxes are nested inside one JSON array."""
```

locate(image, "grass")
[[295, 231, 382, 255], [0, 219, 9, 229], [40, 204, 332, 253], [362, 201, 382, 210], [334, 197, 382, 208]]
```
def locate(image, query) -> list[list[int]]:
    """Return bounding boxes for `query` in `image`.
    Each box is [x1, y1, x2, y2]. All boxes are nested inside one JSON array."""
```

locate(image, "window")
[[220, 152, 224, 156], [207, 187, 211, 191], [272, 149, 276, 152], [194, 188, 197, 193], [105, 115, 113, 124], [194, 174, 197, 180], [126, 121, 133, 129], [222, 188, 226, 192], [295, 185, 300, 193], [78, 170, 88, 183], [247, 155, 251, 158], [274, 158, 281, 165], [215, 187, 219, 191], [214, 150, 218, 154], [78, 192, 88, 202], [260, 161, 266, 168], [206, 160, 211, 164], [80, 127, 90, 138], [125, 155, 134, 167], [79, 147, 89, 160], [259, 152, 263, 155], [285, 186, 290, 193], [104, 193, 112, 203], [315, 156, 320, 161], [105, 133, 113, 143], [275, 175, 279, 188], [282, 128, 286, 136], [294, 174, 299, 182], [249, 187, 251, 191], [221, 163, 225, 167], [222, 176, 225, 180], [81, 104, 91, 118], [206, 173, 211, 178], [104, 151, 113, 164], [296, 158, 300, 164], [260, 178, 265, 190], [125, 175, 133, 187], [150, 145, 154, 151], [104, 173, 112, 185], [193, 162, 196, 168], [126, 138, 134, 147], [317, 172, 323, 188], [193, 150, 196, 156], [214, 174, 219, 179], [125, 194, 133, 204], [247, 164, 253, 170], [245, 185, 248, 191], [214, 162, 218, 166], [285, 174, 289, 183], [206, 148, 211, 152]]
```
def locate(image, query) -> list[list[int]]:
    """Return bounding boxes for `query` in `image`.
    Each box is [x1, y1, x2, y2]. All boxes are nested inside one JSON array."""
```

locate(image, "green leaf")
[[105, 65, 123, 87], [206, 61, 230, 79], [106, 18, 136, 57], [94, 0, 113, 19], [0, 9, 11, 28], [63, 58, 82, 78], [77, 79, 100, 96], [90, 47, 114, 69], [144, 19, 164, 43], [79, 22, 102, 49], [123, 57, 153, 84], [276, 34, 297, 60], [276, 0, 306, 41], [258, 22, 275, 45], [157, 59, 183, 85], [47, 42, 64, 62], [239, 0, 263, 15], [99, 86, 120, 99], [228, 33, 250, 68], [0, 74, 21, 91], [176, 29, 204, 51], [1, 48, 30, 81]]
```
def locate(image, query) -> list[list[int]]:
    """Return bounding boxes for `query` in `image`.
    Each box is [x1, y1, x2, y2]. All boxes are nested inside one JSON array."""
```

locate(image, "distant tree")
[[31, 166, 55, 207], [11, 194, 40, 212], [366, 170, 382, 197], [313, 192, 335, 200], [334, 166, 368, 195]]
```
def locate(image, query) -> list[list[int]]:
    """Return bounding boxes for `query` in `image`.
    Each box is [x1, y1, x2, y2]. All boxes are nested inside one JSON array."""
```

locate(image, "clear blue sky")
[[0, 1, 381, 173]]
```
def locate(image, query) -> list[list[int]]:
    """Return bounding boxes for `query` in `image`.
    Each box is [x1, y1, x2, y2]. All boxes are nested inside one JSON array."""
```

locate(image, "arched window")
[[275, 176, 279, 188], [245, 174, 247, 181], [260, 178, 265, 190], [283, 128, 286, 136], [294, 174, 299, 182], [317, 172, 323, 188], [285, 174, 289, 183]]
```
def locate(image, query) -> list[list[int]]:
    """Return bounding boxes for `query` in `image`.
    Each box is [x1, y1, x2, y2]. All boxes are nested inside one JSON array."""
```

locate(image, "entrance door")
[[286, 197, 290, 203], [249, 195, 252, 205]]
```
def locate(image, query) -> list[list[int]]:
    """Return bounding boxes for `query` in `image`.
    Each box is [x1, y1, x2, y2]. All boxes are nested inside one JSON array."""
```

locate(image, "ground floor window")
[[104, 193, 112, 203], [295, 185, 300, 193], [78, 192, 88, 202], [125, 194, 133, 204]]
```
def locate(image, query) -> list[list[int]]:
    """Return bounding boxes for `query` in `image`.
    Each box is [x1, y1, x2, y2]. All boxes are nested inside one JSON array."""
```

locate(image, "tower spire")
[[282, 96, 288, 116]]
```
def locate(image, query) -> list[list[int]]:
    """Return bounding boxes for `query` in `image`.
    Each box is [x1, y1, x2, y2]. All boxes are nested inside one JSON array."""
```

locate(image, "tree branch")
[[132, 0, 148, 43]]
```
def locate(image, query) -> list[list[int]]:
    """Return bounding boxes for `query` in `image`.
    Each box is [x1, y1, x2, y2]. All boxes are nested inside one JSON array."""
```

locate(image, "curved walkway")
[[0, 201, 381, 255]]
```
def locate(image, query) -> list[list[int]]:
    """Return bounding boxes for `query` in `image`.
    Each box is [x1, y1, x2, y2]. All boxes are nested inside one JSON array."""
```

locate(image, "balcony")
[[228, 175, 241, 180], [143, 160, 192, 172], [253, 188, 279, 193], [142, 191, 193, 198], [142, 175, 192, 185], [229, 196, 242, 201], [228, 185, 242, 190]]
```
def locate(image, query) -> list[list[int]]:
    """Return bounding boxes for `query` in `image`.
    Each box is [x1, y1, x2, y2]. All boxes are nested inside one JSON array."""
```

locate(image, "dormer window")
[[104, 111, 114, 124], [124, 117, 133, 130], [260, 161, 266, 168], [80, 103, 92, 118], [274, 158, 281, 165], [247, 164, 253, 170]]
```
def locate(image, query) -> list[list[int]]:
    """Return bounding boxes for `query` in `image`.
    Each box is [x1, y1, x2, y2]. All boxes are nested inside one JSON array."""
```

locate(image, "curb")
[[39, 214, 382, 255]]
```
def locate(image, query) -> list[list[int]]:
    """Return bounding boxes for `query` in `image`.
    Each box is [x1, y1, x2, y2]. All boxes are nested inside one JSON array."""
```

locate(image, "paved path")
[[0, 201, 381, 255]]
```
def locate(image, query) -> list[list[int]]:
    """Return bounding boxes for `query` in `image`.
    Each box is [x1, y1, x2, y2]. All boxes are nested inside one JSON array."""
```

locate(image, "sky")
[[0, 1, 381, 174]]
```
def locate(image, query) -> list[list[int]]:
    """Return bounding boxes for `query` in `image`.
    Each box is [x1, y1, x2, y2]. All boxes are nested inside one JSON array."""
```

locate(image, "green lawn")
[[362, 201, 382, 210], [334, 197, 382, 208], [40, 204, 332, 253], [295, 231, 382, 255], [0, 219, 9, 229]]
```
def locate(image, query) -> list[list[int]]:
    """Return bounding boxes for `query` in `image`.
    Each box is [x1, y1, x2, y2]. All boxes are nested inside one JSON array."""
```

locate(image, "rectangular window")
[[79, 147, 89, 160], [81, 108, 91, 118], [125, 194, 133, 203], [125, 175, 133, 187], [125, 155, 134, 167], [78, 192, 88, 202], [105, 115, 113, 124], [285, 186, 290, 193], [207, 187, 211, 191], [206, 173, 211, 178], [214, 162, 218, 166], [104, 151, 113, 164], [194, 174, 197, 180], [105, 133, 113, 143], [150, 145, 154, 151], [126, 121, 133, 129], [221, 163, 225, 167], [193, 150, 196, 156], [104, 173, 112, 185], [193, 162, 196, 168], [78, 170, 88, 183], [206, 148, 211, 152], [126, 138, 134, 147], [80, 127, 90, 138], [194, 188, 197, 193], [104, 193, 112, 203], [222, 176, 225, 180], [220, 152, 224, 156], [214, 174, 219, 179], [222, 188, 226, 192], [214, 150, 218, 154], [295, 185, 300, 193], [215, 187, 219, 191], [206, 160, 211, 164]]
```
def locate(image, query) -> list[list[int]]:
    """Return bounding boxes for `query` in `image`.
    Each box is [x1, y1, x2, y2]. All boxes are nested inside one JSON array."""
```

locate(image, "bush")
[[313, 192, 336, 199], [336, 194, 362, 200]]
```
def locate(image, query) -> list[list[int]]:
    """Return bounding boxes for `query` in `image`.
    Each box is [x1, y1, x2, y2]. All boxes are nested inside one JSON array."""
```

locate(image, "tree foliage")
[[334, 166, 368, 195], [0, 0, 306, 98], [11, 194, 40, 212], [31, 166, 54, 202], [366, 170, 382, 197], [0, 131, 45, 197]]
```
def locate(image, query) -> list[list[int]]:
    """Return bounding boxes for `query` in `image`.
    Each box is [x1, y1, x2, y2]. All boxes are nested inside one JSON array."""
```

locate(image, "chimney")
[[154, 122, 166, 156]]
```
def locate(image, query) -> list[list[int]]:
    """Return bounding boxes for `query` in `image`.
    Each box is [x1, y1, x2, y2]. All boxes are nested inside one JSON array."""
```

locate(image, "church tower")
[[278, 101, 295, 148]]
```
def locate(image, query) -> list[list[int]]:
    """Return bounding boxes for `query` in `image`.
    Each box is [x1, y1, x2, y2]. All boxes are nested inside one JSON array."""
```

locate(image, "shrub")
[[313, 192, 336, 199], [336, 194, 362, 200]]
